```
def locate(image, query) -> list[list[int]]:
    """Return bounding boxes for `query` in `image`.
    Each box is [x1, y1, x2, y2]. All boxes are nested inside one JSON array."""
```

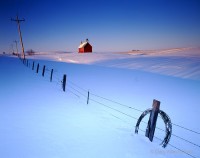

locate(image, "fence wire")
[[18, 56, 200, 158]]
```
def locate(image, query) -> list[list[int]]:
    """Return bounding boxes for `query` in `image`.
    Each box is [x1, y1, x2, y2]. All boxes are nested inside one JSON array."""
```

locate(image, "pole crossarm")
[[11, 18, 25, 22]]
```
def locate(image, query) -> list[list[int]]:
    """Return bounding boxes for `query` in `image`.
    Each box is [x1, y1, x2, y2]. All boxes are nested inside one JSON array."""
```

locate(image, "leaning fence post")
[[50, 69, 53, 82], [135, 99, 172, 148], [62, 74, 67, 91], [145, 99, 160, 142], [87, 91, 90, 104], [42, 65, 46, 77], [32, 61, 35, 70], [36, 63, 39, 73]]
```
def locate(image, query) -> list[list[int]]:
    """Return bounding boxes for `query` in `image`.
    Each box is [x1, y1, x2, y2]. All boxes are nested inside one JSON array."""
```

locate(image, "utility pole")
[[10, 44, 14, 54], [11, 15, 25, 59], [13, 40, 18, 55]]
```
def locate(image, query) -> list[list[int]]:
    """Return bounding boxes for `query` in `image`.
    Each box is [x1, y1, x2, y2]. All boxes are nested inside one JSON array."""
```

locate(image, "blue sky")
[[0, 0, 200, 52]]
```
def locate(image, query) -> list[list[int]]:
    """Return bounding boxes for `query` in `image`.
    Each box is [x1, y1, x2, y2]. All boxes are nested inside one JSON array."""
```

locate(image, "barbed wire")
[[68, 84, 88, 98], [153, 135, 198, 158], [21, 58, 200, 133], [90, 92, 144, 113], [67, 88, 80, 98], [63, 84, 200, 149], [82, 86, 200, 149], [90, 98, 139, 121], [67, 77, 200, 136], [18, 57, 200, 158], [172, 123, 200, 135], [68, 79, 88, 92], [171, 134, 200, 148]]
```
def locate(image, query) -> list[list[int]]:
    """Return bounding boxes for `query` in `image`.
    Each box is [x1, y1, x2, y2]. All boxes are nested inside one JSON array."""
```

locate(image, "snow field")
[[0, 54, 200, 158]]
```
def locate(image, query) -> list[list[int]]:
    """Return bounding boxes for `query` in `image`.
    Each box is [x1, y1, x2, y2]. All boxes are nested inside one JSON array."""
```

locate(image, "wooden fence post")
[[32, 61, 34, 70], [42, 65, 46, 77], [62, 74, 66, 91], [36, 63, 39, 73], [50, 69, 53, 82], [87, 91, 90, 104], [145, 99, 160, 141]]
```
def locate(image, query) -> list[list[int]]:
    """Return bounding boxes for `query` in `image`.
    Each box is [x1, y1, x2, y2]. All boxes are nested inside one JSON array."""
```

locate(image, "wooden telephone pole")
[[13, 40, 18, 55], [11, 15, 25, 59]]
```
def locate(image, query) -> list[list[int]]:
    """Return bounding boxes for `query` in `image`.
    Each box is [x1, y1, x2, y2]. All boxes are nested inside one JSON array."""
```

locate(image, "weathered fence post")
[[135, 99, 172, 148], [87, 91, 90, 104], [32, 61, 34, 70], [62, 74, 67, 91], [145, 99, 160, 141], [36, 63, 39, 73], [42, 65, 46, 77], [50, 69, 53, 82]]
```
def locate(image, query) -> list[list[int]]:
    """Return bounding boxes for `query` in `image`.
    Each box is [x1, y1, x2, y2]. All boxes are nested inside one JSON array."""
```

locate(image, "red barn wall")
[[84, 44, 92, 52], [78, 43, 92, 53], [79, 48, 84, 53]]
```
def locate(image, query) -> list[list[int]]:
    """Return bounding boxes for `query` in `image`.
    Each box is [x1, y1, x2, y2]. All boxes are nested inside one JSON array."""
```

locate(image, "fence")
[[18, 56, 200, 158]]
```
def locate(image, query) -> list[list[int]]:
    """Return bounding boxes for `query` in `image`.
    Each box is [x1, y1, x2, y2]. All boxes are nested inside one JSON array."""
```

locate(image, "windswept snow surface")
[[30, 47, 200, 80], [0, 48, 200, 158]]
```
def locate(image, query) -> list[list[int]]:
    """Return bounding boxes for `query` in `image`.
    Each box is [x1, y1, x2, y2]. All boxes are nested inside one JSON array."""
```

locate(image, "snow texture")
[[0, 48, 200, 158]]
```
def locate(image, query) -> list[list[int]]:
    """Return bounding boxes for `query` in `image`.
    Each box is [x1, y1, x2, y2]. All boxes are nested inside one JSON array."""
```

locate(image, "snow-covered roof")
[[78, 42, 88, 48]]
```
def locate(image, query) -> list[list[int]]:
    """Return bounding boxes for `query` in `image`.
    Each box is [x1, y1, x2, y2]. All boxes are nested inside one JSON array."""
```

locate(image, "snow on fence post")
[[50, 69, 53, 82], [36, 63, 39, 73], [62, 74, 67, 92], [87, 91, 90, 104], [32, 61, 35, 70], [145, 99, 160, 142], [42, 65, 46, 77]]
